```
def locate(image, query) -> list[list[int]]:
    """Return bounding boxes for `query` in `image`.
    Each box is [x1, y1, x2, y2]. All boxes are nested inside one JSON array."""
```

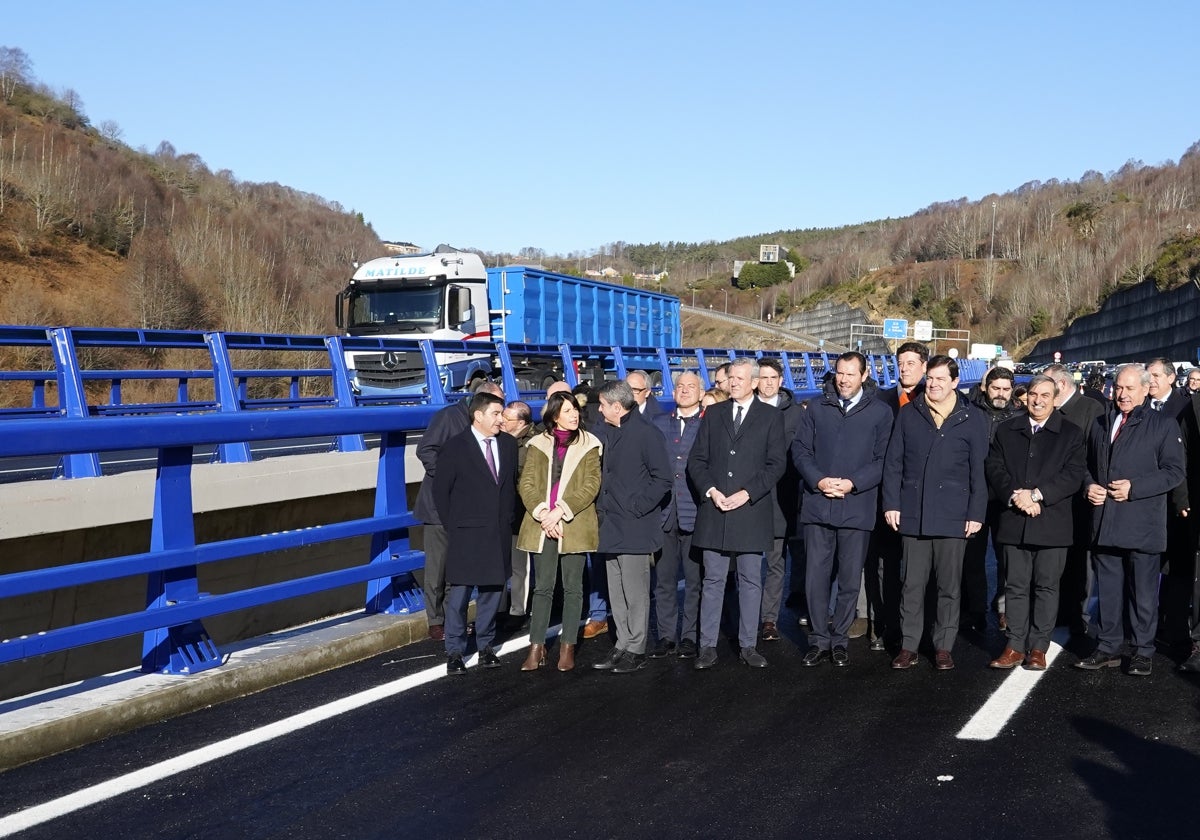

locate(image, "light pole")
[[990, 201, 997, 260], [755, 292, 763, 322], [723, 288, 728, 313]]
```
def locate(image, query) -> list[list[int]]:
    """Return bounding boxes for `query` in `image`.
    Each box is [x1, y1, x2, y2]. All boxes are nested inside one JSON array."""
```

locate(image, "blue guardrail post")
[[48, 327, 102, 478], [141, 445, 222, 674], [365, 430, 424, 614]]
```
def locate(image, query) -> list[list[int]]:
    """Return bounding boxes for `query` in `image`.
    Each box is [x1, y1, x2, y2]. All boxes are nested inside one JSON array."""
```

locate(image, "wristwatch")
[[1031, 488, 1043, 503]]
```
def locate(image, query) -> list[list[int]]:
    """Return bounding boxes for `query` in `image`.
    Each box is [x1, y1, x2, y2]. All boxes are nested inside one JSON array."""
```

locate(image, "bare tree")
[[0, 46, 31, 102]]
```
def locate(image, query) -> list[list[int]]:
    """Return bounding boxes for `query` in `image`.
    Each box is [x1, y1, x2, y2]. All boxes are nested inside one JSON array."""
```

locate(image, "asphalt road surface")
[[1, 603, 1196, 840]]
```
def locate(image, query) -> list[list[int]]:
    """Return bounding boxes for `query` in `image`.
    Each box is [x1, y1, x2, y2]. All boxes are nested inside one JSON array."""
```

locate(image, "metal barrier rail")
[[0, 405, 437, 676]]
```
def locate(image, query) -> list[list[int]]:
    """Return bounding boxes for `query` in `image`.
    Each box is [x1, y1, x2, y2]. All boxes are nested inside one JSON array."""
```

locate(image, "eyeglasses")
[[632, 387, 648, 393]]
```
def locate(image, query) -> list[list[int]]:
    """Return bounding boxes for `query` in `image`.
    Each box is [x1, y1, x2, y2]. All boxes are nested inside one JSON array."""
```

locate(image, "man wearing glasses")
[[626, 370, 665, 419]]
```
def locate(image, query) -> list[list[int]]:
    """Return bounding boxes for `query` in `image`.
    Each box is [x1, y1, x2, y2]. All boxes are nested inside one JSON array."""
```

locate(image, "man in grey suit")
[[687, 358, 786, 669]]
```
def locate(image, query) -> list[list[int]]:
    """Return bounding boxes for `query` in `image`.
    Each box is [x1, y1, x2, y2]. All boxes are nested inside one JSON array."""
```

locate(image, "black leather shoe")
[[694, 646, 718, 670], [612, 652, 648, 674], [831, 645, 849, 667], [478, 648, 502, 669], [739, 647, 768, 668], [648, 638, 676, 659], [446, 654, 466, 675], [802, 645, 828, 667], [677, 638, 698, 659], [1075, 651, 1121, 670], [1127, 654, 1152, 676], [1180, 644, 1200, 673], [592, 648, 624, 671]]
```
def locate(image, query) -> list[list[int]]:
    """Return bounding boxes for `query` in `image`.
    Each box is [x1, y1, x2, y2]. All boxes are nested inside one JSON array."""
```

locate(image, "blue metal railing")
[[0, 325, 991, 680]]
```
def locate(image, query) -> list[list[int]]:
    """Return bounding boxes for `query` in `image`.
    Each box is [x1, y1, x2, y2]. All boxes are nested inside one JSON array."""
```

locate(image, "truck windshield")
[[348, 288, 442, 333]]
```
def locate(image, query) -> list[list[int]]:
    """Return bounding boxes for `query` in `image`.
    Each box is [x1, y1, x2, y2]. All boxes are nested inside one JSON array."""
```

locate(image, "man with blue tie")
[[432, 391, 519, 674]]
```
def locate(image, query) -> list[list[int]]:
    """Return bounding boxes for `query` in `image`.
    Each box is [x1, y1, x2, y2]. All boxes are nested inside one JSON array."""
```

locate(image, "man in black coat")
[[414, 382, 504, 641], [1146, 357, 1190, 419], [432, 391, 518, 674], [1046, 363, 1104, 635], [1172, 390, 1200, 672], [985, 375, 1086, 670], [688, 358, 786, 670], [592, 380, 672, 675], [1076, 364, 1185, 676]]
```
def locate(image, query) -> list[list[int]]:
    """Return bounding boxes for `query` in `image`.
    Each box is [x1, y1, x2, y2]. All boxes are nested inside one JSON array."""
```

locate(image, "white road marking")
[[0, 632, 536, 837], [956, 629, 1069, 741]]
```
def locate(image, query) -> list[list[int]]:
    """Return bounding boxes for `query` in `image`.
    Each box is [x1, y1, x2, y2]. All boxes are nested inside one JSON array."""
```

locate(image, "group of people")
[[415, 342, 1200, 679]]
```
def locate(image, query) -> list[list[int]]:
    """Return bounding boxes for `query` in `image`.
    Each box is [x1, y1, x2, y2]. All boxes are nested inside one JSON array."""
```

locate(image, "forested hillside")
[[2, 44, 1199, 361]]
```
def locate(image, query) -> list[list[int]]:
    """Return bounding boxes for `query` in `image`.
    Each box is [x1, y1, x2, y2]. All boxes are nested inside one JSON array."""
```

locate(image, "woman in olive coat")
[[517, 392, 602, 671]]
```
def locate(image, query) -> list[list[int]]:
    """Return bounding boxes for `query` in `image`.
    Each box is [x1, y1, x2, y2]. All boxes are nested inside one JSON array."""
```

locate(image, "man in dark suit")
[[985, 374, 1086, 670], [1046, 363, 1104, 635], [1172, 389, 1200, 672], [414, 382, 503, 641], [883, 355, 989, 671], [627, 370, 666, 419], [868, 341, 928, 651], [1146, 357, 1189, 419], [651, 372, 705, 659], [688, 357, 786, 669], [1076, 364, 1185, 676], [792, 351, 893, 667], [432, 391, 518, 674]]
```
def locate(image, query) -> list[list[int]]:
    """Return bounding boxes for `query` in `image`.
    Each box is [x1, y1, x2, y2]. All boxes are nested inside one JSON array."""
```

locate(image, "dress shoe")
[[694, 646, 719, 670], [1127, 654, 1152, 676], [831, 645, 849, 667], [740, 647, 768, 668], [998, 612, 1008, 631], [649, 638, 677, 658], [892, 649, 920, 669], [802, 645, 828, 667], [934, 650, 955, 671], [1075, 650, 1121, 670], [848, 617, 869, 639], [428, 624, 445, 642], [677, 638, 698, 659], [760, 621, 781, 641], [612, 651, 648, 674], [869, 634, 886, 652], [479, 647, 502, 669], [581, 619, 609, 639], [1025, 649, 1047, 671], [989, 647, 1025, 670], [446, 653, 466, 675], [557, 642, 576, 672], [1180, 644, 1200, 673], [592, 648, 623, 671]]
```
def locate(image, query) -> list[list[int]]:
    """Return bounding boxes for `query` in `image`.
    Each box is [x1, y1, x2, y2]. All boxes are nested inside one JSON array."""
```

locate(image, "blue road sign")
[[883, 318, 908, 339]]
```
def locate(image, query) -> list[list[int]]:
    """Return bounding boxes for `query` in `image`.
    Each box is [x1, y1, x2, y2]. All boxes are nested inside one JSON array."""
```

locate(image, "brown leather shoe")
[[989, 646, 1025, 669], [557, 642, 576, 672], [428, 624, 445, 642], [761, 621, 781, 641], [520, 643, 546, 671], [891, 649, 920, 669], [581, 619, 608, 640], [934, 649, 955, 670], [1025, 649, 1047, 670], [998, 612, 1008, 631]]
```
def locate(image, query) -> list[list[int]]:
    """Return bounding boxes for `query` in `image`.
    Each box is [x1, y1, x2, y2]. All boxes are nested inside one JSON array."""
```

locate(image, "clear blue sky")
[[7, 1, 1199, 255]]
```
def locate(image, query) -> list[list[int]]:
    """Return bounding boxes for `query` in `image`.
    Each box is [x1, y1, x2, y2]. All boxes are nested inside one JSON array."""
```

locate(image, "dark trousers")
[[1160, 516, 1195, 645], [804, 525, 870, 649], [1093, 548, 1160, 658], [420, 524, 448, 626], [900, 535, 966, 652], [699, 550, 762, 650], [529, 539, 586, 645], [654, 514, 702, 644], [761, 537, 788, 624], [866, 525, 904, 644], [1002, 545, 1067, 653], [445, 584, 502, 657]]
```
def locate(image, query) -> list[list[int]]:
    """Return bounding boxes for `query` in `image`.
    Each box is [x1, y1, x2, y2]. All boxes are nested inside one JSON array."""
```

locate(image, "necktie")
[[484, 437, 498, 483], [733, 404, 744, 432], [1032, 423, 1041, 434], [841, 398, 851, 412], [1111, 412, 1128, 444], [1152, 400, 1163, 412]]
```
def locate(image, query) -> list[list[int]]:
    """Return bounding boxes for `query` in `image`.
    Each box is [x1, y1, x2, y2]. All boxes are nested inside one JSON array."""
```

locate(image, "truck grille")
[[355, 352, 427, 389]]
